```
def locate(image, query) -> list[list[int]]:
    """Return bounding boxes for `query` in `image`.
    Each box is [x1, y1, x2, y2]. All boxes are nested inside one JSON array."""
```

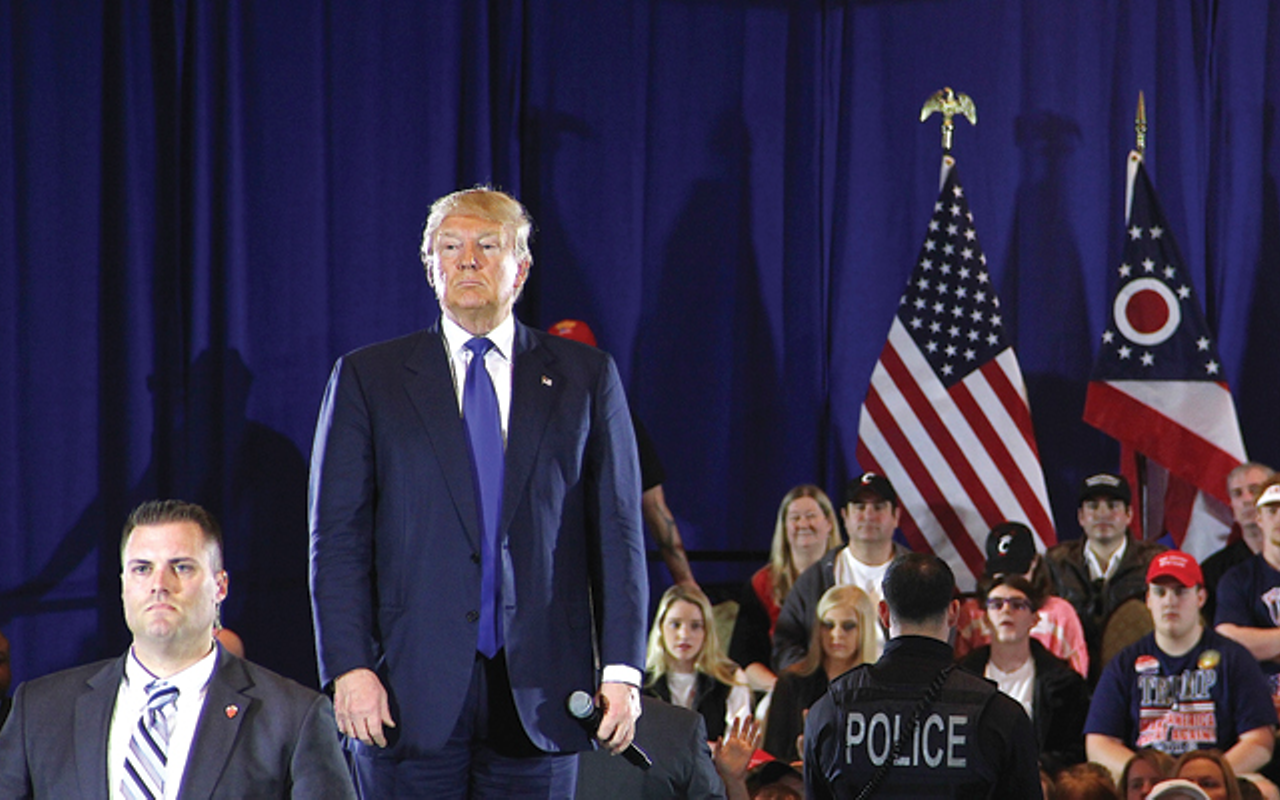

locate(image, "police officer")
[[804, 553, 1040, 798]]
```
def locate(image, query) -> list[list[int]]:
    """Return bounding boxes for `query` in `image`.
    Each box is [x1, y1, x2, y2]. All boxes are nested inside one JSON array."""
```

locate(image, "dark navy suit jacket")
[[0, 647, 354, 798], [308, 319, 648, 757]]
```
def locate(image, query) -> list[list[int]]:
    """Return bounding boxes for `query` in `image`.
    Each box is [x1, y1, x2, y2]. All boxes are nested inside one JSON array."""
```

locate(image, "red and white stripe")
[[857, 318, 1057, 589]]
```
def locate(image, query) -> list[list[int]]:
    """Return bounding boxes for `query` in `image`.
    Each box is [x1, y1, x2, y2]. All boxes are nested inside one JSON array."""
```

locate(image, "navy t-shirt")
[[1085, 628, 1276, 757], [1214, 554, 1280, 712]]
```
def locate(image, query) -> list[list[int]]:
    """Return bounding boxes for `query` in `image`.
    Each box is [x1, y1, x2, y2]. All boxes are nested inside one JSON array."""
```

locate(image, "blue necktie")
[[464, 337, 505, 657], [121, 681, 179, 800]]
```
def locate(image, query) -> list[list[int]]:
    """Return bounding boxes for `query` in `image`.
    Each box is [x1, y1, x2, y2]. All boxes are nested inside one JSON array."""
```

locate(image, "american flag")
[[857, 158, 1057, 589], [1083, 152, 1246, 559]]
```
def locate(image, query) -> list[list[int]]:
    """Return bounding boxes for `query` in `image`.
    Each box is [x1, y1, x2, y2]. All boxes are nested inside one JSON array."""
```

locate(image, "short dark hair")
[[981, 574, 1043, 611], [121, 500, 224, 571], [882, 553, 954, 624]]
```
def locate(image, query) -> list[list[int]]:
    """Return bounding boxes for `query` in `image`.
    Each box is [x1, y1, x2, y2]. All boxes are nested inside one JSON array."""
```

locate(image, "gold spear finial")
[[920, 87, 977, 153], [1135, 91, 1147, 155]]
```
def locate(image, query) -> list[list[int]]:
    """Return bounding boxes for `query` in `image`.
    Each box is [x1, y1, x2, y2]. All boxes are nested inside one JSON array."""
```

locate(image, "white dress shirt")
[[438, 314, 640, 689], [108, 645, 219, 800]]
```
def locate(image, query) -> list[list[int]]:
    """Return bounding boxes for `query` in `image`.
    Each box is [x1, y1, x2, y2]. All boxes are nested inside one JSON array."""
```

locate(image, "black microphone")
[[566, 690, 652, 770]]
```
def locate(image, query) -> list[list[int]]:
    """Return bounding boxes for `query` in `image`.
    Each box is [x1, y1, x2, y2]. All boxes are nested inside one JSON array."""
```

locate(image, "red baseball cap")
[[1146, 551, 1203, 588], [547, 319, 598, 347]]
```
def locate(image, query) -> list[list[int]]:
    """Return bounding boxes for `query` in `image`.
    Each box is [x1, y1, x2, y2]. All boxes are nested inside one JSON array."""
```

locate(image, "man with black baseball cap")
[[1086, 551, 1275, 781], [771, 473, 910, 671], [1044, 473, 1167, 681]]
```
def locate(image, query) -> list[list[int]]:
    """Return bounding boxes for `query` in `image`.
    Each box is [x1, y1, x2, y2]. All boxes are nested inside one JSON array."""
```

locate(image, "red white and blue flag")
[[1083, 152, 1246, 559], [857, 158, 1057, 590]]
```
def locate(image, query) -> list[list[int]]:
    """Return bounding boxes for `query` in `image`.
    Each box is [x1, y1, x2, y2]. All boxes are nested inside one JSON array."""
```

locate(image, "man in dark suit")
[[0, 499, 353, 798], [575, 696, 723, 799], [308, 187, 648, 797]]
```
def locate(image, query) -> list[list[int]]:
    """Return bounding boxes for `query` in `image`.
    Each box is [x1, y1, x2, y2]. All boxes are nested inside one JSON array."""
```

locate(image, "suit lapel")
[[502, 322, 560, 537], [178, 649, 249, 799], [76, 657, 125, 798], [404, 324, 484, 551]]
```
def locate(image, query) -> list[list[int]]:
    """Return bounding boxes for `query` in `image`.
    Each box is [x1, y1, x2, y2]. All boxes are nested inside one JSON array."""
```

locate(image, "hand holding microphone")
[[567, 690, 652, 770]]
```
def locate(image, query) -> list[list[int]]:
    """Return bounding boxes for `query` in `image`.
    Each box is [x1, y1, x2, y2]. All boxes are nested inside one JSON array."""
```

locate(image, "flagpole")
[[1135, 91, 1147, 156]]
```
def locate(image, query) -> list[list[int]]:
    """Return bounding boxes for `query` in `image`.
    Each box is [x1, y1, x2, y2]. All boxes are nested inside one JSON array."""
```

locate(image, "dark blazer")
[[0, 647, 353, 799], [575, 696, 725, 800], [958, 638, 1092, 774], [309, 320, 648, 756], [1043, 535, 1166, 679], [644, 672, 733, 741]]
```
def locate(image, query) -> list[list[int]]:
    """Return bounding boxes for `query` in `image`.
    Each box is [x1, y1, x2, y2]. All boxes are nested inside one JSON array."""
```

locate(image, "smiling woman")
[[727, 485, 841, 694]]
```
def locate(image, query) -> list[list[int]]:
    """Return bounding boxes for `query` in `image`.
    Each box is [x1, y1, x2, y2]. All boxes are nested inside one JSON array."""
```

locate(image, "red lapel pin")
[[225, 704, 239, 719]]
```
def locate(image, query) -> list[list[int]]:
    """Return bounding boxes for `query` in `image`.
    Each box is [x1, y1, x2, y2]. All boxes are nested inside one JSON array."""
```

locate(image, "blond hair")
[[419, 186, 533, 286], [646, 585, 740, 686], [791, 584, 878, 677], [767, 485, 841, 607]]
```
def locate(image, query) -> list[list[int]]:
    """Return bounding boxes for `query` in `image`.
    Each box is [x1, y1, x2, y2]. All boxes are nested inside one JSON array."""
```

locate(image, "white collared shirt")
[[108, 645, 219, 799], [440, 313, 515, 438], [437, 313, 642, 689], [1085, 536, 1129, 582]]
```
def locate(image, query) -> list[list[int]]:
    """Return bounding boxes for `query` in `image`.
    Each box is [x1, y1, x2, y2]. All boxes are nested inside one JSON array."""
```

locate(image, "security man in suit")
[[0, 499, 354, 798], [309, 187, 648, 797], [804, 552, 1040, 798]]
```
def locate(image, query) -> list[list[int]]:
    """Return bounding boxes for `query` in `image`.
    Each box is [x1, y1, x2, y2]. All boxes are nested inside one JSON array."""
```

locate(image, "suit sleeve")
[[288, 694, 357, 799], [0, 684, 34, 800], [588, 355, 649, 673], [684, 713, 727, 800], [308, 356, 379, 688]]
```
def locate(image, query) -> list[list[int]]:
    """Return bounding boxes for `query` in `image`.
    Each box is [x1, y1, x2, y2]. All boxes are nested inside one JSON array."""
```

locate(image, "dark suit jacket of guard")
[[0, 646, 354, 799], [575, 696, 725, 800], [309, 319, 648, 757]]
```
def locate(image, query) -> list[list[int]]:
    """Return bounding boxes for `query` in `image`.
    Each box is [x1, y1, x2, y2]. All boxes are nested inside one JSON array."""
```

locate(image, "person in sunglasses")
[[957, 574, 1091, 775], [1085, 551, 1277, 784]]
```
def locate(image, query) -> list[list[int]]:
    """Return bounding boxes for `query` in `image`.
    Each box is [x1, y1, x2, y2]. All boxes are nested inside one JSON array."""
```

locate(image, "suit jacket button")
[[471, 552, 481, 564], [466, 610, 479, 623]]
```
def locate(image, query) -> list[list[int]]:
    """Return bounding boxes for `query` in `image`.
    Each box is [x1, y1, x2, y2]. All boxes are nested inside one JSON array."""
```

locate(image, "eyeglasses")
[[984, 597, 1033, 612]]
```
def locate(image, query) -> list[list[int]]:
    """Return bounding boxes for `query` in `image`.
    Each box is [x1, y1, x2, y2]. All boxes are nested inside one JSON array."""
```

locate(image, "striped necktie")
[[121, 681, 180, 800]]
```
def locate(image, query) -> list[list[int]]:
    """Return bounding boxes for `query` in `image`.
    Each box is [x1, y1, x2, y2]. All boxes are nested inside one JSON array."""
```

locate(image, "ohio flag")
[[1083, 151, 1246, 559]]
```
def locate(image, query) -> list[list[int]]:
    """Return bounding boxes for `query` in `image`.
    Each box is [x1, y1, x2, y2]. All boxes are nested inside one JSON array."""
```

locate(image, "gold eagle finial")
[[920, 87, 977, 153]]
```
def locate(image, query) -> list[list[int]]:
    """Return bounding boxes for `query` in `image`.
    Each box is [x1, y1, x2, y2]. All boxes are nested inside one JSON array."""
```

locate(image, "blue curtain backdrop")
[[2, 0, 1278, 686]]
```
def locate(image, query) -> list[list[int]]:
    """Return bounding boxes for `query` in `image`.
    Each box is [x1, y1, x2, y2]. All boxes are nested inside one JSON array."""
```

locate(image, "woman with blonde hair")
[[761, 584, 878, 762], [728, 485, 841, 693], [644, 585, 751, 740]]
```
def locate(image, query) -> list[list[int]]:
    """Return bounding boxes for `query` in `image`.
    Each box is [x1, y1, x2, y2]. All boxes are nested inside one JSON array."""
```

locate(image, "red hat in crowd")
[[1146, 551, 1203, 588], [547, 319, 598, 347]]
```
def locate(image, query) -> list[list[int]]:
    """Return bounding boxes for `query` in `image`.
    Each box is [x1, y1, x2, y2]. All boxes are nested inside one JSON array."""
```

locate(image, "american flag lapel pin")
[[541, 375, 552, 387]]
